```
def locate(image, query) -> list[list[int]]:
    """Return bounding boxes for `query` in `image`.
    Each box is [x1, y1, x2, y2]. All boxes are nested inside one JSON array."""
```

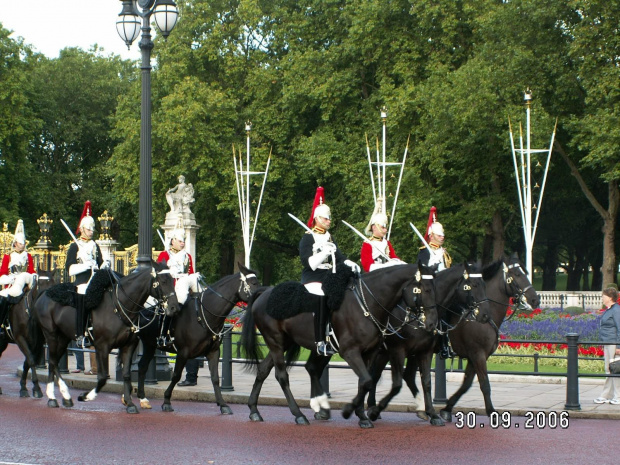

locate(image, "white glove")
[[101, 260, 111, 269], [344, 259, 361, 274], [0, 274, 15, 286], [308, 250, 331, 271], [69, 263, 90, 277], [316, 242, 337, 254]]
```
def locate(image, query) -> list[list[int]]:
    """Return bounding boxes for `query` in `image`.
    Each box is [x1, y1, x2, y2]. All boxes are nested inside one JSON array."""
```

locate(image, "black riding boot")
[[0, 297, 9, 335], [314, 296, 335, 356], [75, 294, 90, 348]]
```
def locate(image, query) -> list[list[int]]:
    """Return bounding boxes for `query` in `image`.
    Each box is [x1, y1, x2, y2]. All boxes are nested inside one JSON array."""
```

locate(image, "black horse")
[[133, 264, 260, 413], [364, 262, 491, 425], [34, 261, 179, 413], [436, 255, 540, 420], [241, 263, 438, 428], [0, 271, 55, 397]]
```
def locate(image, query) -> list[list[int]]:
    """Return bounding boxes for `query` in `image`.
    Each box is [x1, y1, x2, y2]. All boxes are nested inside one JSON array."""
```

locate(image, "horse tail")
[[240, 287, 269, 372], [28, 300, 45, 363]]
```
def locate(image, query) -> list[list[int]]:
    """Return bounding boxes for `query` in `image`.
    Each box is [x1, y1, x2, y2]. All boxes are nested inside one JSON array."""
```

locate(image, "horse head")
[[237, 262, 261, 303], [503, 254, 539, 311], [441, 262, 491, 324], [401, 262, 438, 333], [151, 261, 181, 317]]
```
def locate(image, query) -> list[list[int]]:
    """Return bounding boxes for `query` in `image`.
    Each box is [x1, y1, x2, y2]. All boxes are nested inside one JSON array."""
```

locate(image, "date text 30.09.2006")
[[454, 411, 569, 429]]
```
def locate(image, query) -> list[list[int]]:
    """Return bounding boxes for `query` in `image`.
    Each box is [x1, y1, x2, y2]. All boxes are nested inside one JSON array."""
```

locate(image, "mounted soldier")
[[156, 214, 202, 346], [299, 187, 360, 356], [65, 201, 104, 348], [360, 199, 403, 272], [0, 220, 37, 336], [417, 206, 454, 359]]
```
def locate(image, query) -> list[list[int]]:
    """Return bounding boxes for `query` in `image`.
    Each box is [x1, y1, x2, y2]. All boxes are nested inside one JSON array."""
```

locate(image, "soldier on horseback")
[[0, 220, 37, 336], [360, 199, 404, 272], [156, 215, 202, 347], [65, 201, 104, 348], [417, 206, 454, 359], [300, 187, 360, 356]]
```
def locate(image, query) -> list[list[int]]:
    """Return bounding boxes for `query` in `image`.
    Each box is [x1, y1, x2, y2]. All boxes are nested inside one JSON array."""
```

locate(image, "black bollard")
[[433, 355, 447, 403], [564, 333, 581, 410], [221, 324, 234, 391]]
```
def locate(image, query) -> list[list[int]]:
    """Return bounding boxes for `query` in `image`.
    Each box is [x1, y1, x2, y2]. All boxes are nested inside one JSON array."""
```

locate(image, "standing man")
[[300, 187, 360, 356], [360, 199, 403, 272], [65, 201, 103, 349], [417, 206, 454, 359], [157, 216, 202, 385], [0, 220, 36, 335]]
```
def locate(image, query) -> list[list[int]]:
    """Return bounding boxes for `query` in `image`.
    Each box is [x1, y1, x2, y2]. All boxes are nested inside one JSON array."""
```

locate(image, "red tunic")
[[0, 253, 36, 276], [360, 240, 398, 273]]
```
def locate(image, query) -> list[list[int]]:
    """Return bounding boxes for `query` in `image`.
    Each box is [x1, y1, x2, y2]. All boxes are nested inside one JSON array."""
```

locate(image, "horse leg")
[[440, 360, 477, 422], [367, 349, 404, 422], [305, 353, 331, 420], [340, 350, 374, 429], [470, 355, 495, 416], [46, 339, 73, 408], [119, 345, 139, 414], [248, 354, 274, 422], [416, 352, 444, 426], [135, 339, 156, 409], [15, 335, 43, 399], [272, 350, 308, 425], [162, 355, 186, 412], [204, 348, 233, 415]]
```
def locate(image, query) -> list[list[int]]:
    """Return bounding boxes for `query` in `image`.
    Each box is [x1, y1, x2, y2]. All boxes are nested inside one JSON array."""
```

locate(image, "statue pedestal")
[[96, 239, 120, 271]]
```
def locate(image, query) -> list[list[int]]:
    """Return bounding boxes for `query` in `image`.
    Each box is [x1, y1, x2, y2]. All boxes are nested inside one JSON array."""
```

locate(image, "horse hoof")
[[416, 411, 430, 421], [430, 416, 446, 427], [439, 410, 452, 422], [342, 404, 354, 419], [126, 405, 139, 414], [33, 389, 43, 399], [162, 404, 174, 412], [62, 398, 74, 408], [367, 407, 380, 422], [314, 408, 331, 421], [140, 399, 152, 409], [220, 406, 233, 415], [77, 394, 86, 402], [47, 399, 59, 408], [19, 389, 30, 398], [249, 412, 264, 422], [358, 419, 374, 429], [295, 416, 310, 425], [0, 387, 3, 395]]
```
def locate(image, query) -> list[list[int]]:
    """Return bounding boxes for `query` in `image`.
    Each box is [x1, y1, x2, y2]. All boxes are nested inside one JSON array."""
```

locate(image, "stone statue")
[[166, 175, 195, 214]]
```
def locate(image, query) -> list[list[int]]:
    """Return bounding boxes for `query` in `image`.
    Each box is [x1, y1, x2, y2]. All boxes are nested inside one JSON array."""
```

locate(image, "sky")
[[0, 0, 154, 60]]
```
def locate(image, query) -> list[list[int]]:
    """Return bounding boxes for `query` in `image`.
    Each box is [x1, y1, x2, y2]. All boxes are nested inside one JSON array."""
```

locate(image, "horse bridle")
[[503, 262, 533, 314], [111, 267, 176, 333], [399, 270, 436, 331], [438, 270, 487, 334]]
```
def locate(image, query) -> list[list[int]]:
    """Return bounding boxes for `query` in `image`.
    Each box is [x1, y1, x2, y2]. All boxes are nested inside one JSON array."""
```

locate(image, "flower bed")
[[494, 306, 605, 370]]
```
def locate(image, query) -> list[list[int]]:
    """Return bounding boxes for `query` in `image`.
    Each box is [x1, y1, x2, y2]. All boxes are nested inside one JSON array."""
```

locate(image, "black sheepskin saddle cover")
[[266, 266, 355, 320], [45, 270, 117, 311]]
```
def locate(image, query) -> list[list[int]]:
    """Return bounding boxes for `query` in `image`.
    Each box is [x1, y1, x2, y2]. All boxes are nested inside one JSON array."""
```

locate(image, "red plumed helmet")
[[77, 200, 95, 235], [424, 206, 437, 243], [307, 186, 331, 227]]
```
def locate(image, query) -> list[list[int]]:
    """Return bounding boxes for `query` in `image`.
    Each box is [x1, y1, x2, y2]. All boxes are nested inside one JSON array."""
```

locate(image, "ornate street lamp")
[[116, 0, 179, 269]]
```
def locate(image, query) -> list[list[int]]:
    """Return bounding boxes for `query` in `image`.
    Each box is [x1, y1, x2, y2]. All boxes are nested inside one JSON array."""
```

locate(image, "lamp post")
[[116, 0, 179, 269]]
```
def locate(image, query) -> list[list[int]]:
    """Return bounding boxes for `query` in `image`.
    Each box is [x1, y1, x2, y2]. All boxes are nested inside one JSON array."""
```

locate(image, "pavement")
[[15, 348, 620, 421]]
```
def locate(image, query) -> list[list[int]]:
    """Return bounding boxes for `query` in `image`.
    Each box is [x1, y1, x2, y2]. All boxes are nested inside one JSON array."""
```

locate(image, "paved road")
[[2, 344, 620, 464]]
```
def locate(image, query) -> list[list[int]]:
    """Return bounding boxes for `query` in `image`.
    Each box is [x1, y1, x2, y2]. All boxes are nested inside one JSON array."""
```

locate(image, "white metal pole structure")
[[508, 90, 557, 282], [233, 122, 271, 268], [365, 107, 409, 240]]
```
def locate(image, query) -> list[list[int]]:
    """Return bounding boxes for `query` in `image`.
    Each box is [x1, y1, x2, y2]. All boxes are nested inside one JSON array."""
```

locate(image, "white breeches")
[[0, 273, 35, 297], [304, 282, 324, 296], [175, 273, 202, 305]]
